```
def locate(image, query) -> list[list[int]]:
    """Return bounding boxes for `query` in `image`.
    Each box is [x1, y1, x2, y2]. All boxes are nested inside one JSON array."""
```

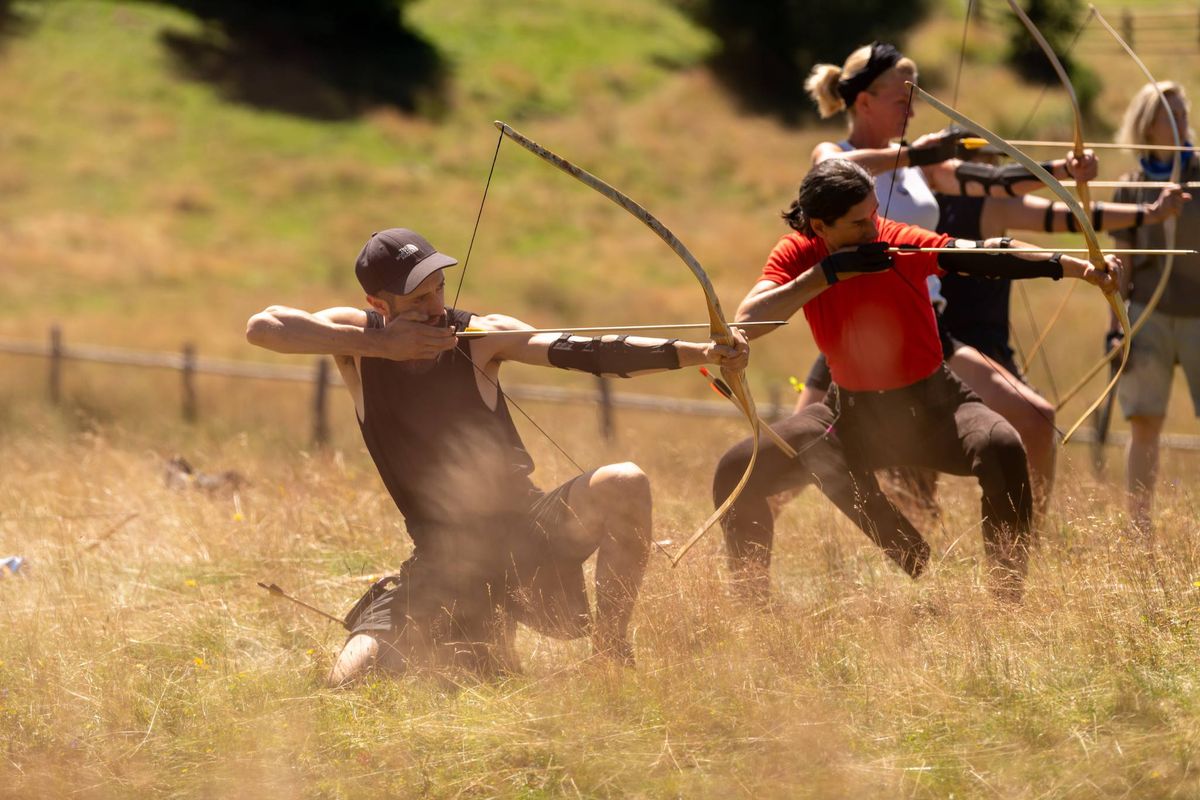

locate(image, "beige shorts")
[[1118, 302, 1200, 418]]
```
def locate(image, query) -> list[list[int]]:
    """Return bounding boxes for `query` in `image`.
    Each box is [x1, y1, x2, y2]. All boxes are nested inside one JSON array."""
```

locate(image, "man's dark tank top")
[[936, 194, 1012, 354], [357, 308, 538, 546]]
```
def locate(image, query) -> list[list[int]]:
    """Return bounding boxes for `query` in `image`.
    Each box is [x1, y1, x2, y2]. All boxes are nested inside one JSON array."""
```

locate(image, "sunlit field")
[[2, 365, 1200, 797]]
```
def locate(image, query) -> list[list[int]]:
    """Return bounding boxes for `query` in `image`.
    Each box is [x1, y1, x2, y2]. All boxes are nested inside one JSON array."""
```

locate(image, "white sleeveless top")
[[836, 140, 946, 309], [837, 139, 940, 229]]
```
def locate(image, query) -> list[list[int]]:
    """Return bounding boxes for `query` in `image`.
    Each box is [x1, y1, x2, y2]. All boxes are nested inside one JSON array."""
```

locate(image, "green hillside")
[[0, 0, 1198, 435]]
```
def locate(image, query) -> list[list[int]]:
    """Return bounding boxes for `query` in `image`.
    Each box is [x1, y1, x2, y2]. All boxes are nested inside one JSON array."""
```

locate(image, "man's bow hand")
[[1065, 149, 1099, 183], [1071, 252, 1124, 295], [704, 326, 750, 372]]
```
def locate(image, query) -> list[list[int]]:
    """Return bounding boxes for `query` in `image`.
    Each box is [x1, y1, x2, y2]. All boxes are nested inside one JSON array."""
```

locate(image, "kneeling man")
[[247, 228, 748, 682]]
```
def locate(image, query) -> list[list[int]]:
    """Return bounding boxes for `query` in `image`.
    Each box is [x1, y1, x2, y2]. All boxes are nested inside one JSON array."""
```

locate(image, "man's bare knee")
[[593, 462, 651, 538], [593, 462, 651, 510]]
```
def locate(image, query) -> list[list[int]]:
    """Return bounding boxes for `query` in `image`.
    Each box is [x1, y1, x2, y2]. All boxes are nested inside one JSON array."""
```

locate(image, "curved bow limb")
[[491, 121, 761, 566], [910, 83, 1130, 443], [1052, 6, 1183, 411], [1005, 0, 1099, 371]]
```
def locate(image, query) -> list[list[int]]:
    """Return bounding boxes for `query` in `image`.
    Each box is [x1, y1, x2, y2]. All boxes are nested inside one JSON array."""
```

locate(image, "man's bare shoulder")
[[462, 313, 539, 364], [465, 313, 534, 333]]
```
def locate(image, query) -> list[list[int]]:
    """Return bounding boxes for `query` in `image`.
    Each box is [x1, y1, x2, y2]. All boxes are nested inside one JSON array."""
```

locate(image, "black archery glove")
[[819, 241, 893, 285], [1105, 329, 1125, 354], [906, 130, 966, 167]]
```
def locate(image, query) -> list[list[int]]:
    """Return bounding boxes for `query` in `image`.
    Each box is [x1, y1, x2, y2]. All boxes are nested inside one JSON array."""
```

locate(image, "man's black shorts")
[[343, 475, 592, 644]]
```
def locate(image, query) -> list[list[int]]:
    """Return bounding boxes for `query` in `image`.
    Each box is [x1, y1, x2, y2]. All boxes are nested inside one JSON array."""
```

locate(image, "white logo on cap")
[[397, 243, 420, 260]]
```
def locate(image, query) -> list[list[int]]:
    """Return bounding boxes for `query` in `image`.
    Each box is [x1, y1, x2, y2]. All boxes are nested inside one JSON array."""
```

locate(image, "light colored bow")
[[493, 121, 781, 566], [1052, 6, 1183, 410], [911, 83, 1131, 442]]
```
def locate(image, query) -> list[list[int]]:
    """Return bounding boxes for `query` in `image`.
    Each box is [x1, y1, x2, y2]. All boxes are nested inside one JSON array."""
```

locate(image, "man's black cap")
[[354, 228, 458, 295]]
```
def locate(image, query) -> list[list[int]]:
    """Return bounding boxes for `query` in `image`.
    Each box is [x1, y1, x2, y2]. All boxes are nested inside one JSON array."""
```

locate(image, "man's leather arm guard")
[[547, 334, 681, 378]]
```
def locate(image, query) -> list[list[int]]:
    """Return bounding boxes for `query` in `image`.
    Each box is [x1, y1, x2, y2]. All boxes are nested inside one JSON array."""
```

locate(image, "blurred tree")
[[1005, 0, 1098, 119], [143, 0, 448, 119], [1, 0, 28, 39], [675, 0, 932, 123]]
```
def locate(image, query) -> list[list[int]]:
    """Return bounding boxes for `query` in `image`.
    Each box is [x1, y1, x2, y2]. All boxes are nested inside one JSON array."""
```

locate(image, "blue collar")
[[1140, 143, 1193, 180]]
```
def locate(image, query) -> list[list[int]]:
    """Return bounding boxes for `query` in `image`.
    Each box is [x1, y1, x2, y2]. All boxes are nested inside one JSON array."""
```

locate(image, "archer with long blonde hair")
[[1110, 81, 1200, 534]]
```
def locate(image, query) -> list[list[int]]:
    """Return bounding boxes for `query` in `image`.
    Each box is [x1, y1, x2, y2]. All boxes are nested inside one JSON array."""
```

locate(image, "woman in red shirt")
[[715, 158, 1122, 601]]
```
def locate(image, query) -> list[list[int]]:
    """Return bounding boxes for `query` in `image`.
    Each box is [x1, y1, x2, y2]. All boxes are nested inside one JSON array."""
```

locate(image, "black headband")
[[836, 42, 903, 107]]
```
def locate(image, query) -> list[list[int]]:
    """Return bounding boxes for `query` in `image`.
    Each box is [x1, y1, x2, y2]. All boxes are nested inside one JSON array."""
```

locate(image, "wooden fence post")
[[596, 376, 615, 442], [313, 358, 330, 447], [1121, 8, 1134, 49], [48, 325, 62, 404], [181, 343, 197, 422]]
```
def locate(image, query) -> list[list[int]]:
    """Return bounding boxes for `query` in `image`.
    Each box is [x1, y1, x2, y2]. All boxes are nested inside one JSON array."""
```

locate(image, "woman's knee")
[[971, 420, 1029, 476], [1009, 393, 1056, 448]]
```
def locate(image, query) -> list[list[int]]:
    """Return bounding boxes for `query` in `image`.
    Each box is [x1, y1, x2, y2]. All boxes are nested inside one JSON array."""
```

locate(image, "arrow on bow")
[[457, 320, 788, 338], [962, 138, 1193, 153]]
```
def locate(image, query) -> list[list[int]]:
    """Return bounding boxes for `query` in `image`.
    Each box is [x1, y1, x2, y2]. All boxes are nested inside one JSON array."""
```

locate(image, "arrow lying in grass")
[[258, 581, 345, 627]]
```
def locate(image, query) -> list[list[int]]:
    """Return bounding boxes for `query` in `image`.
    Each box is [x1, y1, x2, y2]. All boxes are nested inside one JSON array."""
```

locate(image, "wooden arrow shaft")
[[1061, 180, 1198, 188], [890, 247, 1195, 254], [258, 582, 345, 627], [962, 137, 1193, 152], [457, 321, 787, 338]]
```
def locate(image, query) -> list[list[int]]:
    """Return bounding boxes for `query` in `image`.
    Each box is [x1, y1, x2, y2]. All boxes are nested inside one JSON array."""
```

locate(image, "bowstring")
[[882, 81, 917, 222], [449, 129, 504, 316], [1012, 5, 1095, 140], [951, 0, 976, 109], [451, 129, 586, 476], [1003, 1, 1095, 422], [882, 80, 942, 368], [946, 3, 1066, 433]]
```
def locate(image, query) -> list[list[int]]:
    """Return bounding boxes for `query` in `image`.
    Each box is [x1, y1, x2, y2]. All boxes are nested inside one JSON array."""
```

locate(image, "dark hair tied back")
[[782, 159, 875, 235]]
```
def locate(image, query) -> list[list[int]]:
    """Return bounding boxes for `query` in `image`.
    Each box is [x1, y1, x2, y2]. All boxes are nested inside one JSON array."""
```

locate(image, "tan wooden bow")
[[493, 121, 781, 565]]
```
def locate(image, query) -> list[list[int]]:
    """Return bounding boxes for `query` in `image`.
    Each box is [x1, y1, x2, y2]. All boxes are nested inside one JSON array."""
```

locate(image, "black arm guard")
[[1043, 201, 1115, 233], [937, 242, 1064, 281], [907, 135, 960, 167], [547, 334, 680, 378], [953, 162, 1038, 196]]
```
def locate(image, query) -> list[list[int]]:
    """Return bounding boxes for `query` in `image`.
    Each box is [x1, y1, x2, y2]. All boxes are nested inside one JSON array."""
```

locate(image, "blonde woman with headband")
[[1110, 81, 1200, 534], [805, 42, 1094, 226]]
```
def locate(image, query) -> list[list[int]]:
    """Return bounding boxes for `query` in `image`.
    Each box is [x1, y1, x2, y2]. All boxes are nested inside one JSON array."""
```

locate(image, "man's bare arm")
[[245, 305, 455, 361], [470, 314, 749, 375]]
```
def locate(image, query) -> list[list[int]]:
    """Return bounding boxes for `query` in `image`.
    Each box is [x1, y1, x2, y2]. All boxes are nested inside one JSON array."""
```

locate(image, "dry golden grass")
[[2, 386, 1199, 798]]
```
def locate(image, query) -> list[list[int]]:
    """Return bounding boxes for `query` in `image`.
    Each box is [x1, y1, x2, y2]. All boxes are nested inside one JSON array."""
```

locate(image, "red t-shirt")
[[759, 218, 951, 391]]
